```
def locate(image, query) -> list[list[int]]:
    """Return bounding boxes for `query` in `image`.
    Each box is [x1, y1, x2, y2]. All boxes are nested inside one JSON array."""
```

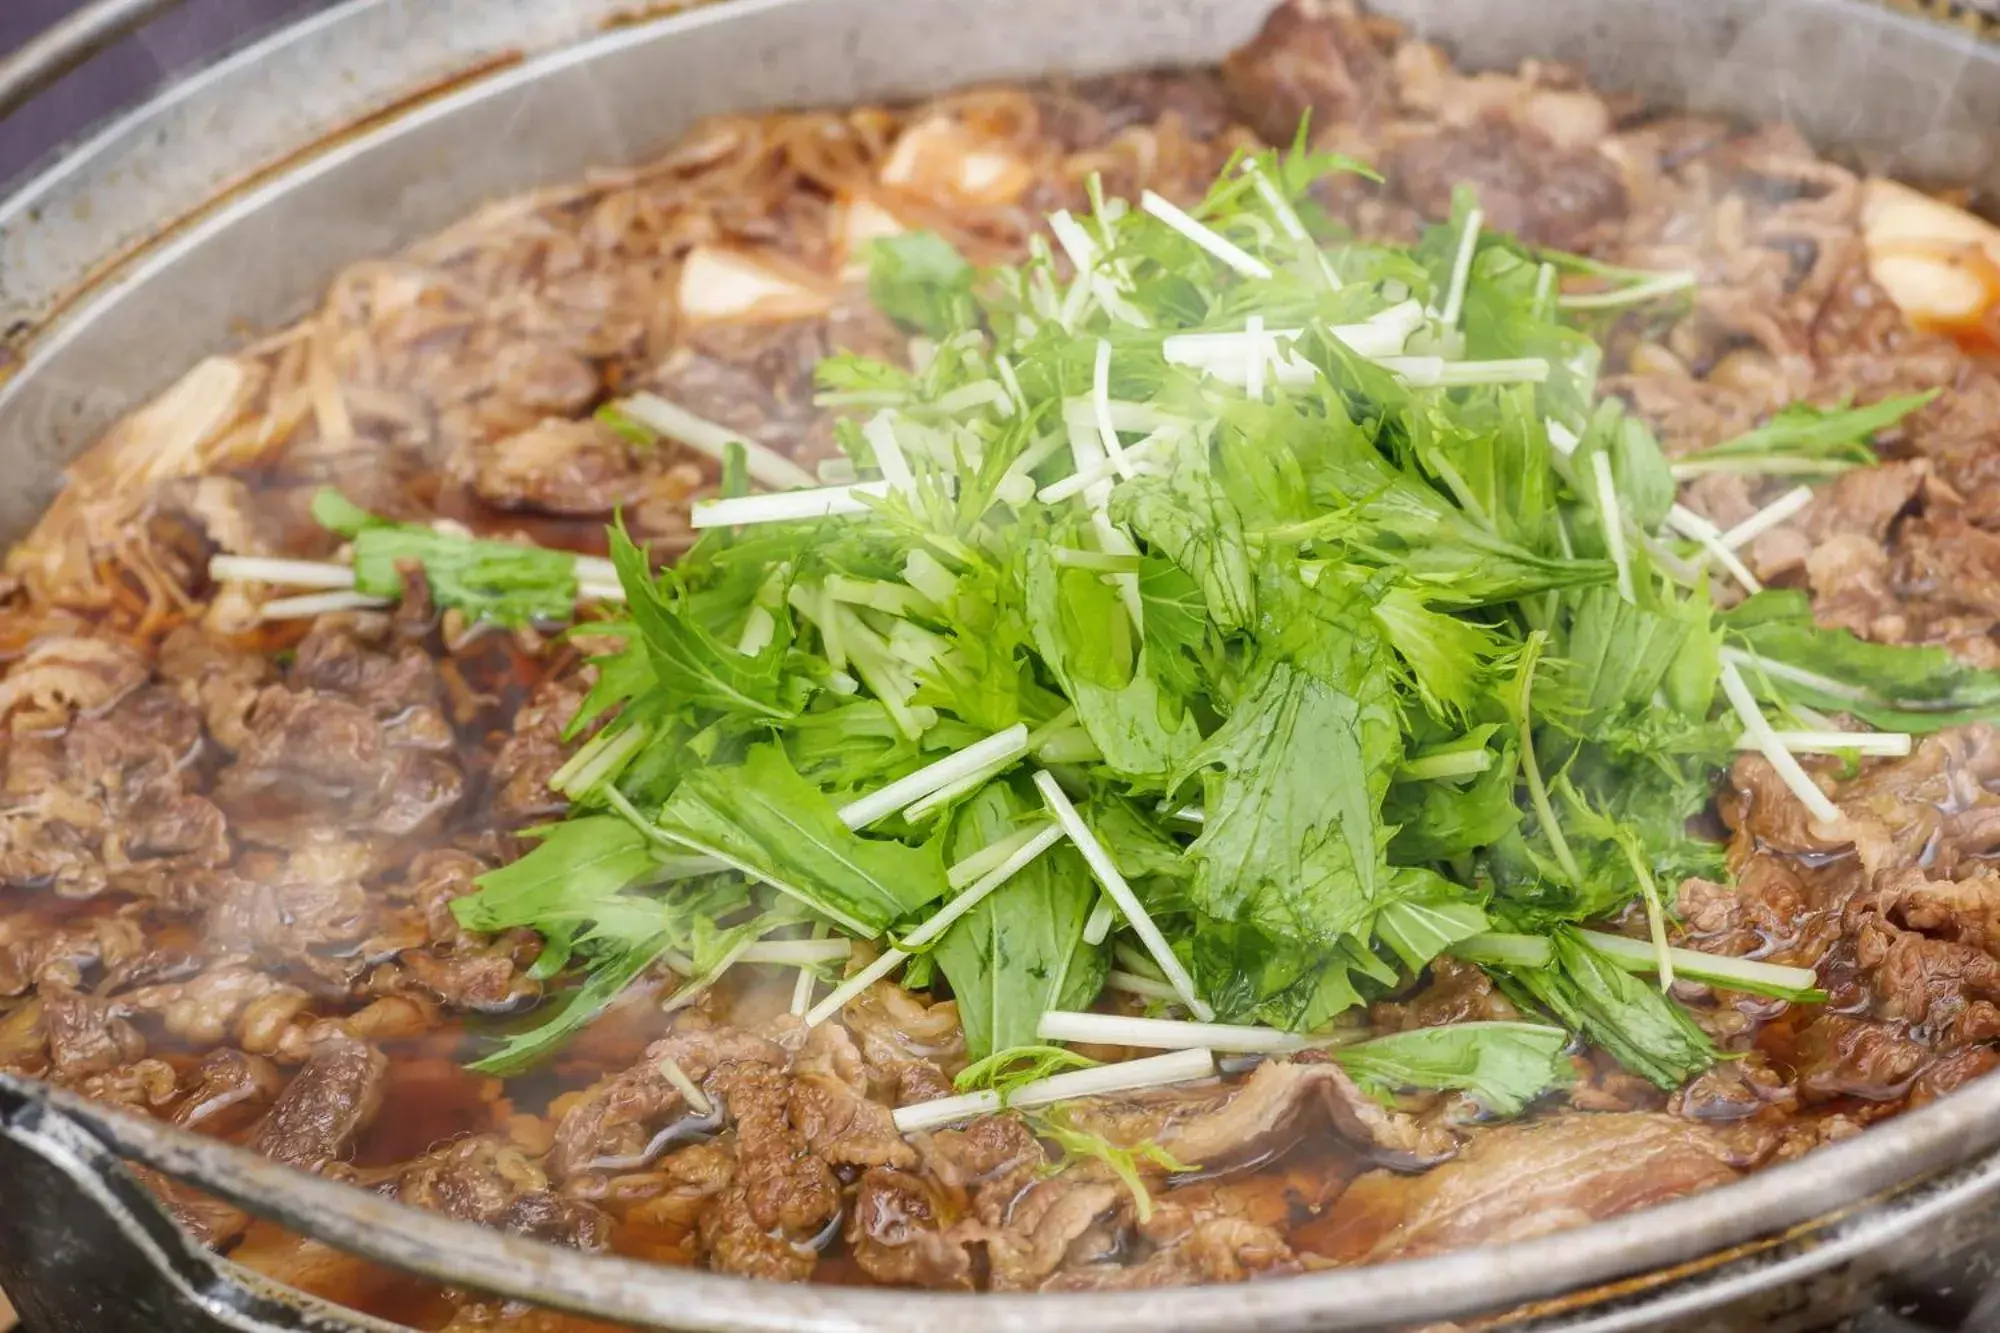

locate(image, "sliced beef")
[[1220, 0, 1399, 144], [489, 671, 588, 830], [1295, 1113, 1766, 1263], [41, 983, 144, 1081], [174, 1048, 285, 1133], [381, 1136, 610, 1251], [1382, 120, 1629, 250], [157, 625, 270, 752], [252, 1034, 387, 1172], [848, 1167, 972, 1289], [467, 419, 650, 516], [1064, 1056, 1455, 1172], [700, 1063, 841, 1284], [0, 637, 148, 733]]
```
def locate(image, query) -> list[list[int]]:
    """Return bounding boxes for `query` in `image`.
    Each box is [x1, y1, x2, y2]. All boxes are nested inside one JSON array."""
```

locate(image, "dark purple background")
[[0, 0, 332, 188]]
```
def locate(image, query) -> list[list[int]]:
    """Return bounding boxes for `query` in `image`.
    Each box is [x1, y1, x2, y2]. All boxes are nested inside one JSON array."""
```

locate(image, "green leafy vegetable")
[[1334, 1021, 1574, 1115]]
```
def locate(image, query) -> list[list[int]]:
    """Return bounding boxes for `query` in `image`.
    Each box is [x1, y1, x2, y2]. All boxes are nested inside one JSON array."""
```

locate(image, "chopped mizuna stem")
[[577, 579, 628, 602], [1090, 513, 1147, 631], [1514, 635, 1585, 885], [1721, 485, 1815, 549], [1717, 645, 1875, 706], [1436, 206, 1483, 329], [1532, 261, 1557, 318], [946, 822, 1056, 891], [1452, 932, 1555, 969], [663, 935, 757, 1015], [1546, 419, 1580, 457], [1399, 748, 1494, 782], [1379, 356, 1550, 387], [902, 755, 1019, 823], [804, 822, 1067, 1027], [817, 457, 860, 485], [1061, 397, 1188, 437], [691, 483, 892, 529], [1615, 836, 1675, 991], [1038, 1010, 1319, 1054], [210, 555, 356, 589], [1592, 451, 1635, 603], [1671, 456, 1859, 480], [1168, 805, 1205, 826], [735, 605, 776, 656], [1243, 158, 1340, 287], [548, 725, 620, 795], [835, 723, 1030, 830], [1047, 209, 1100, 275], [656, 1054, 713, 1117], [935, 379, 1014, 417], [1106, 969, 1181, 1002], [995, 354, 1026, 412], [863, 413, 915, 492], [901, 549, 958, 606], [1035, 728, 1102, 764], [571, 554, 619, 583], [789, 923, 831, 1017], [1664, 504, 1762, 594], [890, 1047, 1217, 1133], [1737, 729, 1913, 757], [1092, 339, 1131, 479], [620, 392, 816, 491], [1719, 660, 1843, 826], [1632, 527, 1702, 588], [260, 590, 394, 621], [553, 723, 649, 799], [638, 854, 731, 887], [736, 938, 852, 966], [1082, 896, 1117, 946], [1140, 189, 1272, 280], [1557, 269, 1697, 310], [1034, 770, 1212, 1020], [824, 574, 928, 617], [1049, 547, 1143, 573], [1575, 929, 1824, 1000], [1113, 942, 1164, 979], [1038, 428, 1175, 504], [1244, 314, 1266, 400]]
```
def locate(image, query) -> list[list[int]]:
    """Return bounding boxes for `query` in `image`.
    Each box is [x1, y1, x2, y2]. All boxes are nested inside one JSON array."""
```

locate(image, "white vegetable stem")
[[691, 482, 893, 529], [1576, 928, 1821, 994], [1664, 504, 1762, 594], [210, 555, 356, 589], [835, 724, 1030, 830], [1557, 269, 1696, 310], [1140, 190, 1272, 280], [946, 822, 1054, 891], [1720, 485, 1815, 550], [259, 590, 394, 621], [862, 412, 916, 493], [803, 822, 1066, 1027], [1105, 969, 1181, 1002], [1717, 646, 1874, 706], [1033, 771, 1214, 1020], [789, 922, 831, 1017], [620, 392, 816, 491], [1739, 730, 1911, 757], [1434, 206, 1483, 330], [1718, 660, 1843, 826], [890, 1047, 1217, 1133], [1038, 1010, 1318, 1054], [1592, 451, 1635, 603]]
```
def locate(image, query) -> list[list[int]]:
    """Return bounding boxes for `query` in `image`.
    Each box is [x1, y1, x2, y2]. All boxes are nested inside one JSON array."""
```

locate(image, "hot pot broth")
[[5, 2, 2000, 1326]]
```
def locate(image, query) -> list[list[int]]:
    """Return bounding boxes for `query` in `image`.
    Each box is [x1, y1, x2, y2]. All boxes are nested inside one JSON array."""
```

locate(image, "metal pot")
[[3, 2, 2000, 1329]]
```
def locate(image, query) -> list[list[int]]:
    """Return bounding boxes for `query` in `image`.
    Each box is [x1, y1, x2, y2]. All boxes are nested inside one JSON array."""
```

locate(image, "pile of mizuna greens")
[[401, 141, 2000, 1116]]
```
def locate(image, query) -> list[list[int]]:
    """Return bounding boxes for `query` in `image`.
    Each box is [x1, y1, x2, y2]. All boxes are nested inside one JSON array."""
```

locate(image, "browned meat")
[[547, 1023, 787, 1181], [1044, 1217, 1297, 1291], [489, 671, 587, 829], [789, 1024, 917, 1169], [157, 625, 270, 752], [467, 419, 650, 516], [289, 623, 453, 751], [0, 637, 148, 733], [1371, 957, 1518, 1031], [127, 1162, 251, 1249], [41, 983, 144, 1081], [972, 1174, 1124, 1292], [174, 1048, 285, 1133], [848, 1167, 972, 1289], [381, 1136, 610, 1251], [253, 1034, 387, 1172], [1065, 1056, 1455, 1171], [1296, 1113, 1765, 1263], [1220, 0, 1398, 144], [1383, 120, 1628, 251]]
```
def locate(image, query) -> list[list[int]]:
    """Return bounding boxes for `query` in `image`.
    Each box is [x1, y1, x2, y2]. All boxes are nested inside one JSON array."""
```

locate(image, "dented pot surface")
[[5, 0, 2000, 1329]]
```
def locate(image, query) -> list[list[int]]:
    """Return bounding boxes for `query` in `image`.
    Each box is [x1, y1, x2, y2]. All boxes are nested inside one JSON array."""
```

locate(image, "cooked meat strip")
[[848, 1167, 973, 1289], [253, 1033, 388, 1172], [1062, 1055, 1456, 1171], [1296, 1113, 1769, 1263]]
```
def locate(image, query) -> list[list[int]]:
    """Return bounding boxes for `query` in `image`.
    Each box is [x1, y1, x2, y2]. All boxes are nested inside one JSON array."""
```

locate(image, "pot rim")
[[4, 0, 2000, 1327]]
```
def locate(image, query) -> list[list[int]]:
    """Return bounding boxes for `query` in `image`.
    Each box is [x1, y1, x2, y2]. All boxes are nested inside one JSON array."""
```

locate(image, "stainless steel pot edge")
[[0, 0, 1996, 1327], [0, 0, 199, 120], [22, 1037, 2000, 1333]]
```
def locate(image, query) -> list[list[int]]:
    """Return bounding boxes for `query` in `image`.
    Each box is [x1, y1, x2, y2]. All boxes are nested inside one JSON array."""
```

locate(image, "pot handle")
[[0, 0, 197, 121]]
